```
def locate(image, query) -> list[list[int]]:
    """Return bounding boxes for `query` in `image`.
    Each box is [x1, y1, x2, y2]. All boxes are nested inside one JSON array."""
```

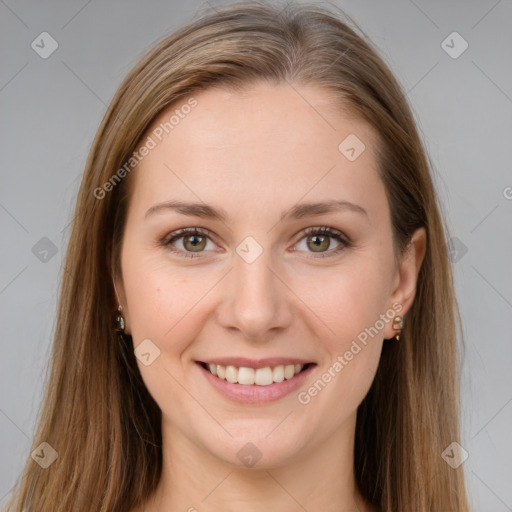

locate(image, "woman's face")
[[116, 82, 422, 468]]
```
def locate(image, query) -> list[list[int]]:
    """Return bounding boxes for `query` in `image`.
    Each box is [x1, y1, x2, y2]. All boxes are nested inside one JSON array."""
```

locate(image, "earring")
[[392, 315, 403, 340], [115, 305, 125, 333]]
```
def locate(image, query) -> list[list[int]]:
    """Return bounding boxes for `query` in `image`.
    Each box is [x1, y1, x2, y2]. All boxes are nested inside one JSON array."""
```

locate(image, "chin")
[[203, 430, 307, 470]]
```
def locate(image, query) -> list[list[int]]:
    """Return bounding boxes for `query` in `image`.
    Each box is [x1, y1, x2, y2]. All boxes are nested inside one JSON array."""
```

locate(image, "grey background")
[[1, 0, 511, 510]]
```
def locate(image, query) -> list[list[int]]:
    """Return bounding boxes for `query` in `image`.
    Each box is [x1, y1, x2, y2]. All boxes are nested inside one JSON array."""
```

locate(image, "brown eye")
[[294, 226, 351, 259], [163, 228, 215, 259], [182, 234, 207, 252], [306, 234, 331, 252]]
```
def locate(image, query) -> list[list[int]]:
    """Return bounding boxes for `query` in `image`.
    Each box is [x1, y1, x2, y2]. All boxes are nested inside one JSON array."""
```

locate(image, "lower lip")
[[196, 362, 315, 404]]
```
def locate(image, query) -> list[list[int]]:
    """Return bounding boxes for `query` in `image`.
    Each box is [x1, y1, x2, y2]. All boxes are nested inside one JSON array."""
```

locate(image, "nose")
[[215, 246, 294, 343]]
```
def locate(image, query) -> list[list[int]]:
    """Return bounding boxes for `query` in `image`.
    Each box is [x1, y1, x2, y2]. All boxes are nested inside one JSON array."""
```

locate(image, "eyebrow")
[[144, 199, 368, 222]]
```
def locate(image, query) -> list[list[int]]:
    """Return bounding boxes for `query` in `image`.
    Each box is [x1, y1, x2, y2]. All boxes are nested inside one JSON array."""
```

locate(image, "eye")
[[161, 226, 351, 260], [293, 226, 350, 259], [162, 228, 217, 259]]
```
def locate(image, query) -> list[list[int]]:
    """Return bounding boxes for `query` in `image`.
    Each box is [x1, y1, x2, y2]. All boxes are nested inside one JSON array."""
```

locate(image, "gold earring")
[[115, 305, 125, 333], [392, 315, 403, 340]]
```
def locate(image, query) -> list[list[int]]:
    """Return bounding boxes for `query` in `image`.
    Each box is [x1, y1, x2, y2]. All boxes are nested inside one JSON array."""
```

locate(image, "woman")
[[6, 2, 470, 511]]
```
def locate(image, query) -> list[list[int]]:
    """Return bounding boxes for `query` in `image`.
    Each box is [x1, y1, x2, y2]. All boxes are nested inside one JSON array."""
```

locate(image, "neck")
[[139, 412, 376, 512]]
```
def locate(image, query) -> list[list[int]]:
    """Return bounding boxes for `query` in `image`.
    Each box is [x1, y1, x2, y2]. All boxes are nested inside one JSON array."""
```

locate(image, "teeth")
[[238, 367, 255, 385], [204, 363, 305, 385], [284, 364, 295, 380], [255, 367, 273, 385], [272, 365, 284, 383], [225, 365, 238, 383]]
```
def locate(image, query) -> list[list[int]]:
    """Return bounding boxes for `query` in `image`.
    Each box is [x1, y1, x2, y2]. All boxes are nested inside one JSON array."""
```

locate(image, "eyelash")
[[161, 226, 351, 260]]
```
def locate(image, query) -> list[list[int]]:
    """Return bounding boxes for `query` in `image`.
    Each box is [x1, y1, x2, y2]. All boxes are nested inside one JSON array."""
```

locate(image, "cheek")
[[121, 251, 216, 413], [292, 254, 392, 413], [297, 253, 393, 346], [124, 254, 208, 347]]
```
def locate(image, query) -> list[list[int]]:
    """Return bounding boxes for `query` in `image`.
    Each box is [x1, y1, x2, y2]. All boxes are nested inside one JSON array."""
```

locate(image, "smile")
[[196, 360, 316, 404], [199, 361, 310, 386]]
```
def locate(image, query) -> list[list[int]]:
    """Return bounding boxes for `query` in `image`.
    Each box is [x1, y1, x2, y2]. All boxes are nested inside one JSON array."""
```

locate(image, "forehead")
[[128, 82, 385, 222]]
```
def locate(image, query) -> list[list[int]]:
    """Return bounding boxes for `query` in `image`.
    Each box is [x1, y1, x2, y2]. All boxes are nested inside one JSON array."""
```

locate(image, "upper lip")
[[197, 357, 314, 369]]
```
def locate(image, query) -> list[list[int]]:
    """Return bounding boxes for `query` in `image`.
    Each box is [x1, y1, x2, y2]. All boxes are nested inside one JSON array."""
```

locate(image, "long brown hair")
[[5, 2, 469, 510]]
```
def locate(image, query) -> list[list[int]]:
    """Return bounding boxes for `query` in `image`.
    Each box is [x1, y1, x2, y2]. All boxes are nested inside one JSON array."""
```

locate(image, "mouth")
[[197, 361, 313, 385], [195, 360, 316, 403]]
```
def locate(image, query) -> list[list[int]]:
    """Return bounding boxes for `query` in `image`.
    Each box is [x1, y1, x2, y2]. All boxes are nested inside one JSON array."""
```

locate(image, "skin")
[[117, 82, 426, 512]]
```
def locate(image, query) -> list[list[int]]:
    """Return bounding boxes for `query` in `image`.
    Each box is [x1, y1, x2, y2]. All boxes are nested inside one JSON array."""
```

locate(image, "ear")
[[383, 227, 426, 339], [113, 271, 131, 335]]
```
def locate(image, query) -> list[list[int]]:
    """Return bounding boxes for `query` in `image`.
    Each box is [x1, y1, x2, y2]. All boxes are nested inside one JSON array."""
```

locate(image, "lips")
[[198, 361, 311, 385], [199, 357, 313, 369], [196, 360, 316, 403]]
